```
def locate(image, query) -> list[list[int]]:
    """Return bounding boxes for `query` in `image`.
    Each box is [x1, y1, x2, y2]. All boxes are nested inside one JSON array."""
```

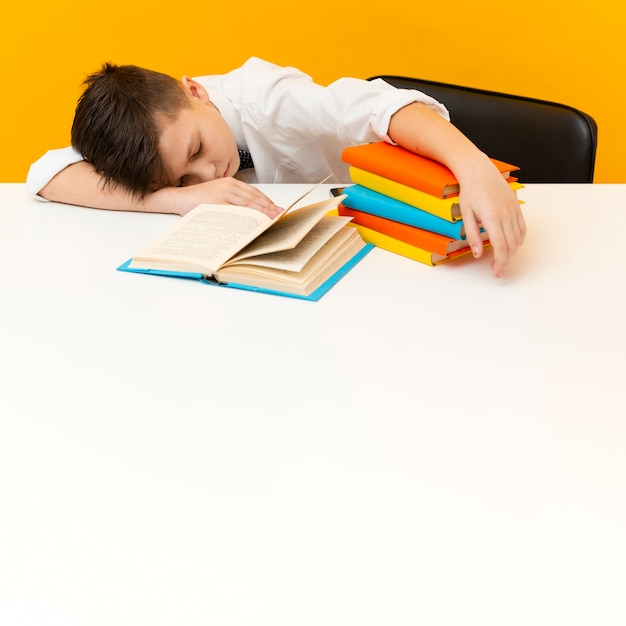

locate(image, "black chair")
[[368, 75, 598, 183]]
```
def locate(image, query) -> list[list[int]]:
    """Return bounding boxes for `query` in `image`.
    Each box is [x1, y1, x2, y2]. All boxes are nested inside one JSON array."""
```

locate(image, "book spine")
[[342, 185, 465, 240]]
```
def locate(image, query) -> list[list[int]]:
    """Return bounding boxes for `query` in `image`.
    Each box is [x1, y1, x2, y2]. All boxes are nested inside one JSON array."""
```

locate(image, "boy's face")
[[157, 78, 241, 187]]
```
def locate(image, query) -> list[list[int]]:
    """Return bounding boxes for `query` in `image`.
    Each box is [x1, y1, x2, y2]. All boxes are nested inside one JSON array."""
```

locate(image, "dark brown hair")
[[71, 63, 190, 197]]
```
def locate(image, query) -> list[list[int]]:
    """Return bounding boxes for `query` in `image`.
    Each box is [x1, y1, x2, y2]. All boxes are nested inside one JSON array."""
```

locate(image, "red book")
[[338, 204, 489, 258], [342, 142, 518, 199]]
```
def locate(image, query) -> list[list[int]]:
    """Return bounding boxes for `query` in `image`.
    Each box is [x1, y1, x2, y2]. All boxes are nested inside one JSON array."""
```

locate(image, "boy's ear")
[[181, 76, 210, 103]]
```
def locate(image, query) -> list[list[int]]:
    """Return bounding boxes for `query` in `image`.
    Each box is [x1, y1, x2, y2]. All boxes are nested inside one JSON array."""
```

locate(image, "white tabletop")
[[1, 183, 625, 625]]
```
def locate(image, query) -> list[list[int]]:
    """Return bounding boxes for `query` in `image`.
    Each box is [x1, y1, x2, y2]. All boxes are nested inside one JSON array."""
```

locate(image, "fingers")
[[462, 210, 485, 260], [460, 191, 527, 278], [175, 178, 283, 218], [224, 182, 283, 218], [490, 235, 509, 279], [488, 209, 527, 278]]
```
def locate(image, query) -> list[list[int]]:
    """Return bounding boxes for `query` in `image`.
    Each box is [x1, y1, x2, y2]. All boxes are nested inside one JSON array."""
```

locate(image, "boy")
[[27, 57, 525, 278]]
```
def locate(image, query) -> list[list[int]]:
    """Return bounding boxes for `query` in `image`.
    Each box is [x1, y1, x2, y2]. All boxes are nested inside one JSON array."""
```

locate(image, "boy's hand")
[[164, 177, 283, 218], [388, 102, 527, 278], [457, 160, 527, 278]]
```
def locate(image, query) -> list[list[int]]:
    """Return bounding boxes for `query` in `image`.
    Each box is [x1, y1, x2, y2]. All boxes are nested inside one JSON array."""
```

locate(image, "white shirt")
[[27, 57, 449, 197]]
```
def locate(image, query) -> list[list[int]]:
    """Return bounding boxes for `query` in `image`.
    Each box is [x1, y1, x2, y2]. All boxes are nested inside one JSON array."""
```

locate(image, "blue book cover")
[[342, 185, 466, 240], [117, 244, 373, 302]]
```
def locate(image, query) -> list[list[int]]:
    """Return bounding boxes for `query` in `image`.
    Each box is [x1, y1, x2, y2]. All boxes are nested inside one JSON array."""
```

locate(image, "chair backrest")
[[369, 75, 598, 183]]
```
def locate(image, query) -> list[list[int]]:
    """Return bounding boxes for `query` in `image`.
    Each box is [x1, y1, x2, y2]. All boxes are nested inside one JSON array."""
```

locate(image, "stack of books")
[[339, 141, 522, 266]]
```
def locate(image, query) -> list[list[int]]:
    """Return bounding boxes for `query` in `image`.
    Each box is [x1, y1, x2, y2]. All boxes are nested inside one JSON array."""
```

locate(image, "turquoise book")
[[117, 246, 372, 302], [342, 185, 468, 240], [117, 196, 372, 301]]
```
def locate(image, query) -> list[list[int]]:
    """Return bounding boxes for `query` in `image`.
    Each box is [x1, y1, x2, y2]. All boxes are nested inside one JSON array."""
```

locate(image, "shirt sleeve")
[[313, 76, 451, 145], [237, 58, 450, 146], [26, 147, 85, 200], [348, 77, 450, 141]]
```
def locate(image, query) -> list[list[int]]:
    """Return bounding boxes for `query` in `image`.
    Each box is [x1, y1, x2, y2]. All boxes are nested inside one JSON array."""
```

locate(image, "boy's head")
[[72, 64, 240, 197], [71, 64, 188, 197]]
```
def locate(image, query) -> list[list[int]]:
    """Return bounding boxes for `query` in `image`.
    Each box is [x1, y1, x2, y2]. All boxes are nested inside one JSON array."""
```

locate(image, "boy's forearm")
[[37, 161, 281, 218], [388, 102, 492, 182], [38, 161, 178, 214]]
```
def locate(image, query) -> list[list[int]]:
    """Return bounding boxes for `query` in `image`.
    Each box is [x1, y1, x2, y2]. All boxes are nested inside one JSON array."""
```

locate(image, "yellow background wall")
[[1, 0, 623, 183]]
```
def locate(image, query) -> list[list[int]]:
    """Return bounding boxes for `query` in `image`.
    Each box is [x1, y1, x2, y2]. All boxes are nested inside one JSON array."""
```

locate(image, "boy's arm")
[[388, 102, 527, 278], [36, 160, 282, 217]]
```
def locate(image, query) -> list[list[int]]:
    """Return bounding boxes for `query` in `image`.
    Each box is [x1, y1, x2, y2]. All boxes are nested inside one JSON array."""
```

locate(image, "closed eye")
[[176, 142, 204, 186]]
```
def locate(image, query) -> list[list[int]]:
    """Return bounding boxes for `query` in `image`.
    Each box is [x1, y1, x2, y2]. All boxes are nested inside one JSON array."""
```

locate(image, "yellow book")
[[349, 166, 523, 223], [351, 224, 477, 266]]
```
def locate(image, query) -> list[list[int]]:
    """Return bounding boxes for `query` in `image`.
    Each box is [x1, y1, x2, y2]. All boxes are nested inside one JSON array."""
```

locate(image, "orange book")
[[342, 142, 518, 198], [338, 204, 489, 258]]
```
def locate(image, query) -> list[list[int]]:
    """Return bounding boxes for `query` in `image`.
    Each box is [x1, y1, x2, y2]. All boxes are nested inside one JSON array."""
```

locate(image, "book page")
[[214, 227, 366, 296], [227, 197, 340, 263], [283, 174, 333, 210], [133, 204, 272, 274], [226, 215, 352, 272]]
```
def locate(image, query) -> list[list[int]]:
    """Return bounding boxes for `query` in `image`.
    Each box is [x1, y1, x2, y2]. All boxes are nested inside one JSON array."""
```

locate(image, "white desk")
[[1, 183, 625, 625]]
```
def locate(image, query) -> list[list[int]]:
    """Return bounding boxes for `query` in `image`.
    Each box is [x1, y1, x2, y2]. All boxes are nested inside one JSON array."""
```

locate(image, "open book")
[[118, 194, 372, 301]]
